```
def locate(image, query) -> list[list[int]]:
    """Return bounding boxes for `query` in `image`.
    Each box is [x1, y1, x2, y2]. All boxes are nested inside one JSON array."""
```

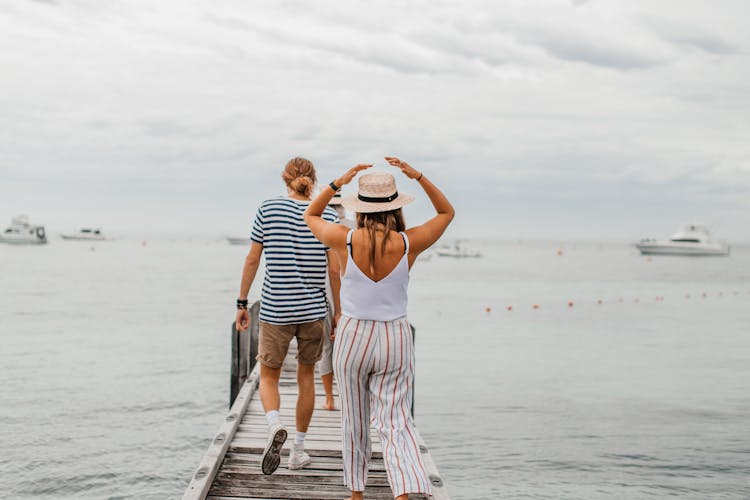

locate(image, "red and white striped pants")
[[333, 315, 432, 497]]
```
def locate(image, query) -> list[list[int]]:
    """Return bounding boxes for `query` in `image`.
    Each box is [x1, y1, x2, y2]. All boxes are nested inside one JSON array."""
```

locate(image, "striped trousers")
[[333, 315, 432, 497]]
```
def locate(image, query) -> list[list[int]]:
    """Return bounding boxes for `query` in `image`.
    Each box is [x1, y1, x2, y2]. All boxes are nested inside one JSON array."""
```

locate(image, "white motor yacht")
[[0, 215, 48, 245], [435, 240, 482, 258], [61, 228, 106, 241], [636, 224, 729, 256]]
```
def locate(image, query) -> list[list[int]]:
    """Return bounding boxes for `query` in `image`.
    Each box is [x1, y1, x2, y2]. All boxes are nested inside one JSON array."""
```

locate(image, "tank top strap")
[[400, 231, 409, 255], [346, 229, 355, 257]]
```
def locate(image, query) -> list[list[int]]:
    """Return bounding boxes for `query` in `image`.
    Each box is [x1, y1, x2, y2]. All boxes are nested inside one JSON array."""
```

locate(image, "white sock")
[[265, 410, 281, 427], [294, 431, 306, 446]]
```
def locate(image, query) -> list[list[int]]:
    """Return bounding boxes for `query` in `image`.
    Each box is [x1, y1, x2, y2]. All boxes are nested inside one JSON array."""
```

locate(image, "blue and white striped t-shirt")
[[251, 197, 339, 325]]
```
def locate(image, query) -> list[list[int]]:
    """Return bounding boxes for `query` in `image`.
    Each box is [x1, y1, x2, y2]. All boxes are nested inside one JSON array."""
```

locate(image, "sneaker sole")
[[261, 427, 287, 475]]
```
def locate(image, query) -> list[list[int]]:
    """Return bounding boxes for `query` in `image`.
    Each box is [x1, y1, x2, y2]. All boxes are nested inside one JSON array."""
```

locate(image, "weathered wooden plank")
[[183, 364, 261, 500], [413, 427, 451, 500], [207, 484, 397, 500]]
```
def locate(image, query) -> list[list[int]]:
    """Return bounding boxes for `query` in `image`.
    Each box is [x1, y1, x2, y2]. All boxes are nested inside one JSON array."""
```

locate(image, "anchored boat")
[[436, 240, 482, 258], [61, 228, 106, 241], [636, 224, 729, 256], [0, 215, 47, 245]]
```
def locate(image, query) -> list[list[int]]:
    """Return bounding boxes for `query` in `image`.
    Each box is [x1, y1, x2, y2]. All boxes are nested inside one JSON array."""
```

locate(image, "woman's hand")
[[335, 164, 372, 187], [385, 157, 421, 179], [330, 311, 341, 341]]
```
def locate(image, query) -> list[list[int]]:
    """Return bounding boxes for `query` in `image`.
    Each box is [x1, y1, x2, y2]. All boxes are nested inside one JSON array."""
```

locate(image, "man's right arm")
[[235, 242, 263, 331]]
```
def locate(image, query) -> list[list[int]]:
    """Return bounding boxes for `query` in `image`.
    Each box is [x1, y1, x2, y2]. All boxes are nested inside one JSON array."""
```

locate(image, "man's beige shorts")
[[257, 319, 325, 369]]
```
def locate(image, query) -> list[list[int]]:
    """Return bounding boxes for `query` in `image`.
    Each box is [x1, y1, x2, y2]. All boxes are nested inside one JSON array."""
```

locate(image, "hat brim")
[[341, 192, 415, 213]]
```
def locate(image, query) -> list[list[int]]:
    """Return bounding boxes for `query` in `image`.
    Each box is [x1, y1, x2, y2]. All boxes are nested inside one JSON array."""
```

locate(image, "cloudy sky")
[[1, 0, 749, 241]]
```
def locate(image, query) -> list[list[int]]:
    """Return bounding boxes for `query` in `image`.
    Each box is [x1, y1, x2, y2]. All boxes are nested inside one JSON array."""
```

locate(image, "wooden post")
[[230, 301, 260, 407]]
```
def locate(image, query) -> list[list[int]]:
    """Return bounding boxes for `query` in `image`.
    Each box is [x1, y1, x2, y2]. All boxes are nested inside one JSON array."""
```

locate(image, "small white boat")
[[227, 237, 252, 245], [435, 240, 482, 258], [61, 228, 106, 241], [636, 224, 729, 256], [0, 215, 48, 245]]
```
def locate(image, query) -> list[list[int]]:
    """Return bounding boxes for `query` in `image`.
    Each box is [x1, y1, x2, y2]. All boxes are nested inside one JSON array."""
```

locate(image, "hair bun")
[[290, 175, 313, 197], [282, 157, 317, 197]]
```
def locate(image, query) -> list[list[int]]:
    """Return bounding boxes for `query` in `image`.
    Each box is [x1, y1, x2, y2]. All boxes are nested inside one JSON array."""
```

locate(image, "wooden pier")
[[182, 302, 450, 500]]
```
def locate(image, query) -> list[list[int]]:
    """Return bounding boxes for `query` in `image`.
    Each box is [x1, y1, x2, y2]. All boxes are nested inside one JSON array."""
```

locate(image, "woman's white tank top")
[[340, 229, 410, 321]]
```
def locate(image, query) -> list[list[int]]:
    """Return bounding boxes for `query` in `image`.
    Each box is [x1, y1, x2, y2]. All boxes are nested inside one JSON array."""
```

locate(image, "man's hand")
[[235, 308, 250, 332]]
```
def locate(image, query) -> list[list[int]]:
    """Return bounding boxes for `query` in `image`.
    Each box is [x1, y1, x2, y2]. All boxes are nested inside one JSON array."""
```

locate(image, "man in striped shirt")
[[235, 158, 340, 475]]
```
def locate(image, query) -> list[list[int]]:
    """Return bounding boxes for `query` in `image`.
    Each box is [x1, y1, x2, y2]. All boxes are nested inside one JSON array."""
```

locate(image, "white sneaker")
[[261, 422, 287, 475], [287, 443, 311, 470]]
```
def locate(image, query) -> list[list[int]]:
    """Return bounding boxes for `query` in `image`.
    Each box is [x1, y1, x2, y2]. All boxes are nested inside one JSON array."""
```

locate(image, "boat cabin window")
[[671, 238, 700, 243], [4, 228, 12, 233]]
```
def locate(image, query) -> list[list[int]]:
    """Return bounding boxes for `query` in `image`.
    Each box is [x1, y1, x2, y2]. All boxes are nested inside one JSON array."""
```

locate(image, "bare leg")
[[349, 492, 364, 500], [296, 363, 316, 432], [321, 372, 336, 410], [395, 495, 408, 500], [259, 364, 281, 412]]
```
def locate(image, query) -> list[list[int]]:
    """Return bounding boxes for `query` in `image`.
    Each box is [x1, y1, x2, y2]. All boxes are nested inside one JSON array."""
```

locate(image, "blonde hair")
[[282, 157, 316, 198]]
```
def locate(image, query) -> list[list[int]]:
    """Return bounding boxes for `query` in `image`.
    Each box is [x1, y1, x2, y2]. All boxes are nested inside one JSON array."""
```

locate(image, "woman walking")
[[304, 157, 454, 500]]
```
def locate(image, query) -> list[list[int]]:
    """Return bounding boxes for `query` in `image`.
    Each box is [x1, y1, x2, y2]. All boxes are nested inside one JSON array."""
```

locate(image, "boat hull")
[[435, 251, 482, 258], [0, 236, 47, 245], [635, 243, 729, 256], [61, 235, 106, 241]]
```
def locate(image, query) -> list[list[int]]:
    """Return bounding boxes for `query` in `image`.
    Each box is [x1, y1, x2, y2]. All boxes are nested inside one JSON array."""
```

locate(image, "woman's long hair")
[[356, 209, 406, 274], [282, 157, 316, 198]]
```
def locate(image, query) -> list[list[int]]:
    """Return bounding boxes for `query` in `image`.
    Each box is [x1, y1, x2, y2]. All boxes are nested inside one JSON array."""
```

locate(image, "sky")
[[1, 0, 749, 241]]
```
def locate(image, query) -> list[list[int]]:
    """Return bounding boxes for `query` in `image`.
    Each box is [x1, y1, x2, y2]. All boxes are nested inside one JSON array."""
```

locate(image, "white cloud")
[[0, 0, 749, 240]]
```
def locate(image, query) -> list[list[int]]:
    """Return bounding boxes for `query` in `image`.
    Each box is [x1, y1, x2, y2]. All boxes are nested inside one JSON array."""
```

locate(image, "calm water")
[[1, 238, 749, 499]]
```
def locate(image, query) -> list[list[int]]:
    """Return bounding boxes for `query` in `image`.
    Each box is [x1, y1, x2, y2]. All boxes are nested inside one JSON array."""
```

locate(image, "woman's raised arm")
[[385, 157, 455, 255], [304, 164, 372, 249]]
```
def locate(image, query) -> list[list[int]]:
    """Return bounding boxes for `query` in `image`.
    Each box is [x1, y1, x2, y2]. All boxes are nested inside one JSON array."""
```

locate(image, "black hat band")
[[358, 192, 398, 203]]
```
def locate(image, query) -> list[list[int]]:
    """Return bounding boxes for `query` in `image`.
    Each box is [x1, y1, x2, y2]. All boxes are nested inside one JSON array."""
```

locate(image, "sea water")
[[1, 239, 749, 499]]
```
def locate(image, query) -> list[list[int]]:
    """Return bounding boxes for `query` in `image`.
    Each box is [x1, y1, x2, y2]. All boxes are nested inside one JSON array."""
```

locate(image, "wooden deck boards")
[[184, 340, 449, 500]]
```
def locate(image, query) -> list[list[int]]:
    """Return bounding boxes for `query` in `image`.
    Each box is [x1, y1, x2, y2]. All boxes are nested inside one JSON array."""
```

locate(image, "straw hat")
[[328, 191, 344, 206], [341, 172, 414, 214]]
